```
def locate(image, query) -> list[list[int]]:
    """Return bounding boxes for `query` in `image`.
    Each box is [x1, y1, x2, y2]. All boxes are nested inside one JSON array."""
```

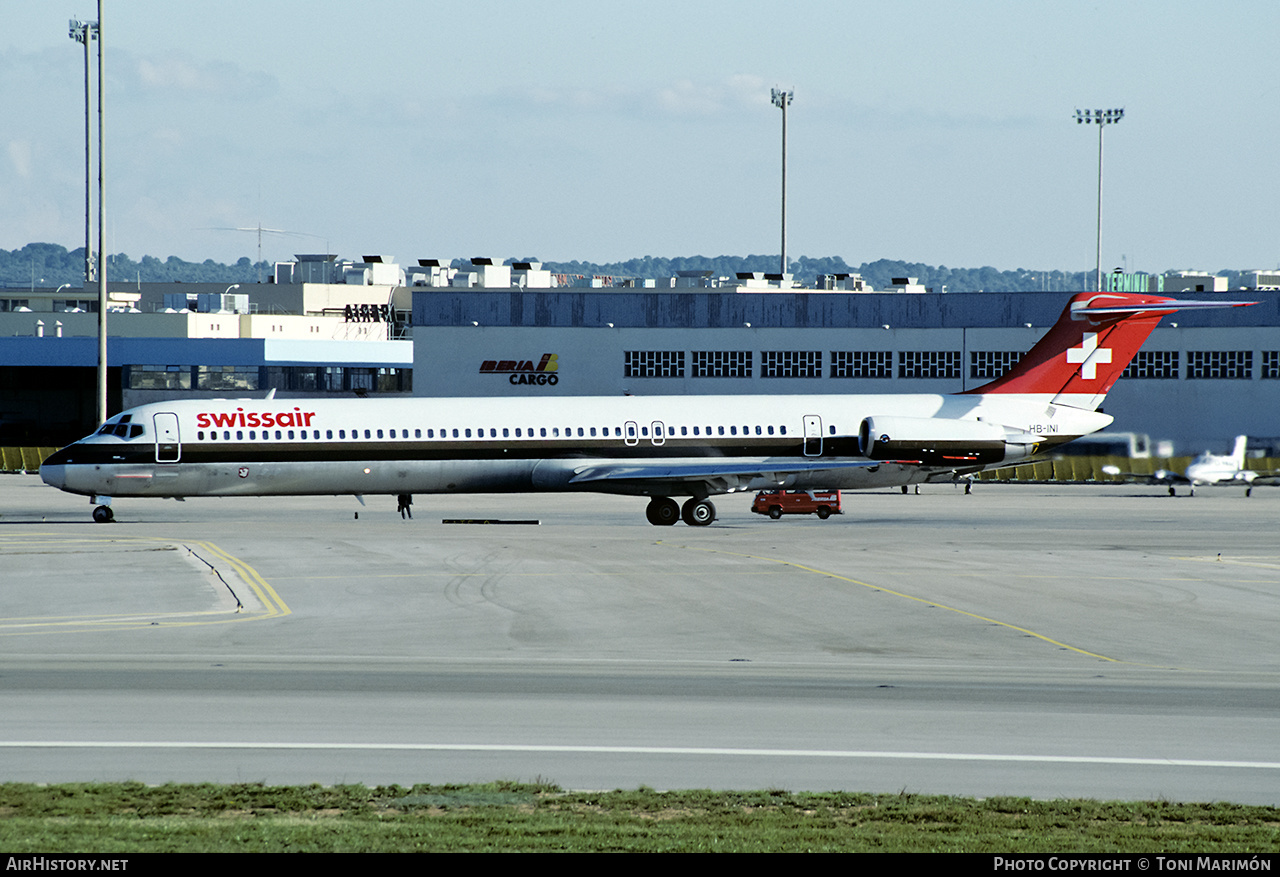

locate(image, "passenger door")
[[803, 415, 823, 456], [153, 412, 181, 463]]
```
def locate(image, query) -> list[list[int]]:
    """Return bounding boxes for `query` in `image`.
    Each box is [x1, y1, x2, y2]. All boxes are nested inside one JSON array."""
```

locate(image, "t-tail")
[[1230, 435, 1248, 470], [967, 292, 1257, 411]]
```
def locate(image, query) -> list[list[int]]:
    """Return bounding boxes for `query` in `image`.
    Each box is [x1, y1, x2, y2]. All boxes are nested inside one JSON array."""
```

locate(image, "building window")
[[830, 350, 892, 379], [196, 365, 259, 391], [1186, 350, 1252, 379], [625, 350, 685, 378], [127, 365, 192, 391], [692, 350, 752, 378], [760, 350, 821, 378], [970, 351, 1021, 380], [347, 368, 375, 393], [1123, 351, 1179, 379], [261, 366, 408, 393], [377, 368, 407, 392], [898, 351, 961, 379], [322, 367, 345, 392], [267, 366, 316, 392], [1262, 351, 1280, 379]]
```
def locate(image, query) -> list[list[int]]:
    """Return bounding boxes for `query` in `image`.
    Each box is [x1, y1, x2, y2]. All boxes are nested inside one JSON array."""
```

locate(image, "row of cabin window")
[[194, 423, 824, 442]]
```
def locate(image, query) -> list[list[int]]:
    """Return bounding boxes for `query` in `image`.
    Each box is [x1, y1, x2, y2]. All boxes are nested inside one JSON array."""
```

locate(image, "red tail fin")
[[969, 292, 1255, 410]]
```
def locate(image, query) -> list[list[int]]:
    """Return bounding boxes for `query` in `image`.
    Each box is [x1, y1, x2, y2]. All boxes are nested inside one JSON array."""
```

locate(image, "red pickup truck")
[[751, 489, 842, 520]]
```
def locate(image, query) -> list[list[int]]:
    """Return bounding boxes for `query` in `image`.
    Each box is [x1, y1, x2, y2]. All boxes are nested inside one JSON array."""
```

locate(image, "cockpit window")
[[96, 415, 144, 440]]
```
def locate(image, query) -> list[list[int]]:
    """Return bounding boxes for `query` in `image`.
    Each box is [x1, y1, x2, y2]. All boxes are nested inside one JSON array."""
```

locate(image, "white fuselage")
[[1183, 436, 1251, 486], [1184, 455, 1255, 486], [40, 392, 1110, 501]]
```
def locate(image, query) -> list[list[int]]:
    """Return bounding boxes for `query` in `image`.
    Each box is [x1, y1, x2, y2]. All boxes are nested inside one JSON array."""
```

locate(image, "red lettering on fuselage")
[[195, 408, 315, 430]]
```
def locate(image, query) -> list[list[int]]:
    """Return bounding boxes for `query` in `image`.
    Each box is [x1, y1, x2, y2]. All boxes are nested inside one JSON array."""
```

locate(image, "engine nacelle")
[[859, 415, 1034, 466]]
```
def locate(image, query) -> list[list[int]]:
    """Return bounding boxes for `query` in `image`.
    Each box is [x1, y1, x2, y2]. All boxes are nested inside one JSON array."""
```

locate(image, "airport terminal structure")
[[3, 255, 1279, 454]]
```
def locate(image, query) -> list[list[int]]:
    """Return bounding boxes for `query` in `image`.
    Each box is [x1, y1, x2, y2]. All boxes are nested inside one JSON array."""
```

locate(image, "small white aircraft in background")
[[1104, 436, 1280, 496]]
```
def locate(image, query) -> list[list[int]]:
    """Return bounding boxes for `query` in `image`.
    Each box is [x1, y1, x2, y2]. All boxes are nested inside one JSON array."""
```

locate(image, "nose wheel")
[[92, 505, 114, 523]]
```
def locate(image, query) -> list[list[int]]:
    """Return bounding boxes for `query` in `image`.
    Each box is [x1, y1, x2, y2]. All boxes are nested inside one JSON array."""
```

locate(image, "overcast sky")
[[2, 1, 1276, 275]]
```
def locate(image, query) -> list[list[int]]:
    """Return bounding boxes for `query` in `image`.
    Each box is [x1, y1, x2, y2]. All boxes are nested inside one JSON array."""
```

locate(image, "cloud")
[[124, 53, 277, 102], [480, 74, 771, 122], [8, 141, 33, 180], [655, 74, 769, 116]]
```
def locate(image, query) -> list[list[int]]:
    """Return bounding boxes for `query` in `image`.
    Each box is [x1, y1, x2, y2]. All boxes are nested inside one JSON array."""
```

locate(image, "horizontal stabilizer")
[[1072, 298, 1257, 318]]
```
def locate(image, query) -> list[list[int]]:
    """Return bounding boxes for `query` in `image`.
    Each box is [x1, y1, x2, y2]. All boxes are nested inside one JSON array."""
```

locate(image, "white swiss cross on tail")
[[1065, 332, 1112, 380]]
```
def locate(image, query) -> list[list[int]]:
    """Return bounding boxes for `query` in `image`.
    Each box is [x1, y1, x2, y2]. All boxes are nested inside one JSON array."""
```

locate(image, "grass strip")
[[0, 781, 1277, 853]]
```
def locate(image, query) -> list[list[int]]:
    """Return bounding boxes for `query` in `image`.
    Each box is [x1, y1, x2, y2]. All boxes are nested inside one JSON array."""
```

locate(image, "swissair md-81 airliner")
[[40, 292, 1253, 525]]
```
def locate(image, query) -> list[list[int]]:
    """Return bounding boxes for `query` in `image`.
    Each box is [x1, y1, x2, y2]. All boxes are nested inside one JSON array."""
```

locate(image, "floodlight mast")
[[771, 88, 794, 278], [95, 0, 107, 426], [1075, 107, 1124, 293], [70, 8, 107, 424], [68, 18, 98, 288]]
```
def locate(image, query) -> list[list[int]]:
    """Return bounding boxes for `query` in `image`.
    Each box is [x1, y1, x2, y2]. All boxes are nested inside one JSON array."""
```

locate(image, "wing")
[[1240, 472, 1280, 486], [565, 457, 919, 495], [1100, 465, 1189, 485]]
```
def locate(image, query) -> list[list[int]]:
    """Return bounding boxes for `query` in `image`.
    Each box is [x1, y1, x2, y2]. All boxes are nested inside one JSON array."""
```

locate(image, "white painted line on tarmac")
[[1, 741, 1275, 770]]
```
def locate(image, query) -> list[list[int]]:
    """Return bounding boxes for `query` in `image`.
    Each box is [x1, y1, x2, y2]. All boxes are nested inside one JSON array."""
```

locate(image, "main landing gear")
[[645, 497, 716, 527]]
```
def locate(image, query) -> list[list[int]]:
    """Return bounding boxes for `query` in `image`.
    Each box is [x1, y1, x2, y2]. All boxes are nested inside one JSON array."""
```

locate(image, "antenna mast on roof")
[[205, 224, 327, 283]]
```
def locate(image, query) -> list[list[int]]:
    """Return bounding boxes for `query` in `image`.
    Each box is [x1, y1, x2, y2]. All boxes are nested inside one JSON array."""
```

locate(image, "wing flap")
[[567, 458, 913, 485]]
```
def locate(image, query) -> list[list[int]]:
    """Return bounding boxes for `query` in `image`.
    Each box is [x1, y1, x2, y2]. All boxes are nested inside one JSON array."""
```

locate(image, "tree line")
[[538, 254, 1096, 293], [0, 243, 268, 288], [1, 242, 1251, 293]]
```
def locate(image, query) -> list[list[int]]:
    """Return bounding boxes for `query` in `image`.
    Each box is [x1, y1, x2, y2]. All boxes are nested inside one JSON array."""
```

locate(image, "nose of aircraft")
[[39, 462, 66, 490], [39, 447, 71, 490]]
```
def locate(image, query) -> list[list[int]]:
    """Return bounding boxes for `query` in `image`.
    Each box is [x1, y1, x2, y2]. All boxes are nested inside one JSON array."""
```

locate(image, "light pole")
[[96, 0, 106, 426], [1075, 107, 1124, 293], [68, 18, 98, 287], [771, 88, 794, 278], [69, 4, 107, 425]]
